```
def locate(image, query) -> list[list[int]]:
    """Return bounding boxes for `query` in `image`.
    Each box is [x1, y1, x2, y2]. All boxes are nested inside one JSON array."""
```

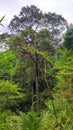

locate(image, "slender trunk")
[[41, 69, 58, 123], [31, 85, 34, 106], [35, 74, 39, 111], [35, 53, 39, 111]]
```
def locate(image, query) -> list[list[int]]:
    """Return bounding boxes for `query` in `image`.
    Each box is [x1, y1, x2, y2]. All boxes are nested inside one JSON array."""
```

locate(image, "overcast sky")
[[0, 0, 73, 32]]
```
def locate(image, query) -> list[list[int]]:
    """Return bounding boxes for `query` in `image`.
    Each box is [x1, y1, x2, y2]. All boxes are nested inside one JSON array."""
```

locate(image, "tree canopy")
[[64, 25, 73, 50]]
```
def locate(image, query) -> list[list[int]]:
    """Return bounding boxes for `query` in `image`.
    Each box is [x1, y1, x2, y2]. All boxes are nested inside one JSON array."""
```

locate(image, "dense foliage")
[[64, 25, 73, 50], [0, 6, 73, 130]]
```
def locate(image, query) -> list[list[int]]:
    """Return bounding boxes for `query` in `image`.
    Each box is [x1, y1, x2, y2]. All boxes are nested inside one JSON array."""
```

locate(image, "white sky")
[[0, 0, 73, 32]]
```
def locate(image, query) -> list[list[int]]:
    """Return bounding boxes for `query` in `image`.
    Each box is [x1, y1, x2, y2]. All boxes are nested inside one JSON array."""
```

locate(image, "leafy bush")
[[20, 111, 41, 130], [0, 110, 21, 130]]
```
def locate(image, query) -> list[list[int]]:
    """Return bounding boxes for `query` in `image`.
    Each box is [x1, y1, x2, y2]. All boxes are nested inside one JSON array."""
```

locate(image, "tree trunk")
[[35, 53, 39, 111]]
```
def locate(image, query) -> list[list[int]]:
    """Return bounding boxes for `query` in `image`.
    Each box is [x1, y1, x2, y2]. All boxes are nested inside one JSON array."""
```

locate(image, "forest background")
[[0, 5, 73, 130]]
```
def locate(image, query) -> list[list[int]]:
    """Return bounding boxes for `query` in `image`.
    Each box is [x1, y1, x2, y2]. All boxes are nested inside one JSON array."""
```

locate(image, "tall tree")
[[7, 5, 68, 111], [7, 28, 55, 111]]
